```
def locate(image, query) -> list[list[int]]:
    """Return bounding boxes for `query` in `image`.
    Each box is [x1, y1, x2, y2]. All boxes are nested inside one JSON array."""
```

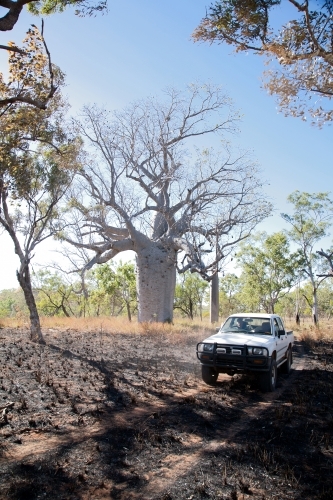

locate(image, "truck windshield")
[[221, 317, 272, 335]]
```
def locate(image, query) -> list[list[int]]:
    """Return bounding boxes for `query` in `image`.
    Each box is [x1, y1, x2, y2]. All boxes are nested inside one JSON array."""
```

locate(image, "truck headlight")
[[203, 343, 214, 352], [247, 347, 268, 356]]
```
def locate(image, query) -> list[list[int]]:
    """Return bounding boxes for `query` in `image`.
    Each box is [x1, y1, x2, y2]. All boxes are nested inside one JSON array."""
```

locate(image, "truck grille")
[[216, 345, 245, 355], [216, 357, 244, 367], [215, 344, 245, 367]]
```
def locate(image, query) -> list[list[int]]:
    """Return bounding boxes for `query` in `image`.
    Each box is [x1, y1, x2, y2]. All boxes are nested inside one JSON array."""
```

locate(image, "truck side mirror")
[[278, 329, 285, 337], [215, 327, 220, 333]]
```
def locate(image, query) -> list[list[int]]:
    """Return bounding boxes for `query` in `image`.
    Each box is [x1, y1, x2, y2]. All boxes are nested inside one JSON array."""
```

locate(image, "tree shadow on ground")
[[1, 334, 332, 499]]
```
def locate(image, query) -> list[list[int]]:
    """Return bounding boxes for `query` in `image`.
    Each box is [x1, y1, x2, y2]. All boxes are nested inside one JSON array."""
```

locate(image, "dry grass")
[[2, 314, 332, 345], [0, 315, 214, 341], [290, 318, 333, 343]]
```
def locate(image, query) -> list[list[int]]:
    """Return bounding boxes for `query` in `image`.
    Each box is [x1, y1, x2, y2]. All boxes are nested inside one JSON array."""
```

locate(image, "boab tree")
[[64, 84, 272, 322]]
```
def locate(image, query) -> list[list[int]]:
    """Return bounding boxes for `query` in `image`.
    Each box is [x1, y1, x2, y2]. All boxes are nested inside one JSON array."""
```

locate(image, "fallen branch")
[[0, 401, 15, 411]]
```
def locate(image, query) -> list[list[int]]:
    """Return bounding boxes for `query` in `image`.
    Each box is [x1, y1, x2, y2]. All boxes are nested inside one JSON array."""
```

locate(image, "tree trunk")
[[210, 273, 219, 323], [295, 312, 300, 325], [136, 243, 177, 322], [189, 298, 193, 320], [61, 299, 70, 318], [16, 265, 45, 344], [312, 288, 319, 326], [126, 302, 132, 322]]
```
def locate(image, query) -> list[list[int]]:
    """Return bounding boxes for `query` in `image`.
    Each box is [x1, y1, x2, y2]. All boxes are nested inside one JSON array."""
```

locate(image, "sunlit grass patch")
[[0, 315, 214, 341], [294, 320, 333, 343]]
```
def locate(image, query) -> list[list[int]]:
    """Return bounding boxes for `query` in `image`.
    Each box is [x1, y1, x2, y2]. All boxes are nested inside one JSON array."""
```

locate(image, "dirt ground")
[[0, 325, 333, 500]]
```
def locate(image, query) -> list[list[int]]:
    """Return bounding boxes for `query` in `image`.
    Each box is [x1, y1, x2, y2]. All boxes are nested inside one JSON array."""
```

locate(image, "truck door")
[[274, 318, 288, 364], [275, 317, 288, 363]]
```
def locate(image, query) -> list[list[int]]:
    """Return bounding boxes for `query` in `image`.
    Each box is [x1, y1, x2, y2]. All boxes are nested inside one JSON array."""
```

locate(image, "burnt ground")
[[0, 326, 333, 500]]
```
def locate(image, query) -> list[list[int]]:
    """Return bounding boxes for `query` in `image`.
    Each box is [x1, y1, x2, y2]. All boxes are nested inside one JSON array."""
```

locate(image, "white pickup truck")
[[196, 313, 294, 392]]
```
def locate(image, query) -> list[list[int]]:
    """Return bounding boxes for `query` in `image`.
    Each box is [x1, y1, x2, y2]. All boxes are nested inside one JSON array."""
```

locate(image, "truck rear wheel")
[[281, 348, 292, 374], [201, 366, 218, 386], [259, 359, 277, 392]]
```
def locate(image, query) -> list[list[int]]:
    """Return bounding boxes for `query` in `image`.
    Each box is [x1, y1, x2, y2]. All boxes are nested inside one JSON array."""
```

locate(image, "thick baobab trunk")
[[136, 243, 177, 322], [16, 264, 45, 344]]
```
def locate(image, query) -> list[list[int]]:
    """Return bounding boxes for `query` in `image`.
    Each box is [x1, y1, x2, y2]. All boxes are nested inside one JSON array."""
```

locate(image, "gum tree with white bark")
[[63, 84, 272, 323], [282, 191, 333, 325], [0, 76, 79, 342]]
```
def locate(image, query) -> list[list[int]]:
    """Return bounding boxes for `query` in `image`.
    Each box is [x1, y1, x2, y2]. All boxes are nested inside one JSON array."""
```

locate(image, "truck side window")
[[273, 319, 279, 336], [276, 317, 285, 332]]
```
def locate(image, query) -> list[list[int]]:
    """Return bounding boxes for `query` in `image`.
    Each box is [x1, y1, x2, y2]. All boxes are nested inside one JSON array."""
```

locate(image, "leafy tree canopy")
[[0, 0, 107, 31], [236, 231, 301, 313], [94, 261, 137, 321], [281, 190, 333, 323], [0, 25, 60, 111], [219, 273, 242, 316], [174, 273, 208, 320], [193, 0, 333, 126], [282, 191, 333, 255]]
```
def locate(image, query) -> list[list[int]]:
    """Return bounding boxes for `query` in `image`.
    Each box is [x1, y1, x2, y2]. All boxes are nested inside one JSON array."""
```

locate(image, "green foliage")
[[0, 288, 28, 319], [0, 0, 107, 32], [193, 1, 333, 125], [174, 273, 209, 320], [282, 191, 333, 252], [27, 0, 107, 17], [316, 281, 333, 319], [0, 26, 80, 201], [219, 273, 243, 317], [33, 263, 137, 319], [0, 26, 61, 109], [34, 270, 78, 317], [236, 232, 300, 313], [94, 261, 137, 321], [282, 191, 333, 314]]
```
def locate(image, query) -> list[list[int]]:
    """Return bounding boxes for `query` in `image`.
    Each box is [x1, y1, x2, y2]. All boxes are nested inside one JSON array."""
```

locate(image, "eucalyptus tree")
[[236, 232, 301, 314], [63, 84, 272, 323], [0, 0, 106, 31], [0, 75, 79, 342], [174, 273, 209, 320], [193, 0, 333, 126], [94, 262, 137, 321], [33, 270, 78, 317], [0, 25, 65, 211], [282, 191, 333, 324], [219, 273, 242, 317], [317, 248, 333, 278], [0, 24, 58, 111]]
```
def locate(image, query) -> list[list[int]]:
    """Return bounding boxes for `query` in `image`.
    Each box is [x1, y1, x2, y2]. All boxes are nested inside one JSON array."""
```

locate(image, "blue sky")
[[0, 1, 332, 289]]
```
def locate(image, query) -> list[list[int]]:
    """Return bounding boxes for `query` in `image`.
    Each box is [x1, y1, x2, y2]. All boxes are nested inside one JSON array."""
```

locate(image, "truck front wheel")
[[201, 366, 218, 386], [259, 359, 277, 392]]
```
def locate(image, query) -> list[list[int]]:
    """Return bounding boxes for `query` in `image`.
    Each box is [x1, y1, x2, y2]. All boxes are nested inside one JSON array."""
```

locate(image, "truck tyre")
[[281, 348, 292, 374], [201, 366, 218, 386], [259, 359, 277, 392]]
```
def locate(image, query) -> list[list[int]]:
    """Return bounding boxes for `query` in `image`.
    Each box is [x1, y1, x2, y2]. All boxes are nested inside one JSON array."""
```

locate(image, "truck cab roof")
[[227, 313, 281, 320]]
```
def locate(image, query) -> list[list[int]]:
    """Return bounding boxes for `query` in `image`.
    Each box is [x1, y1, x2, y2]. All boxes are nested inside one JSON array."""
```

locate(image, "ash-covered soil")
[[0, 326, 332, 500]]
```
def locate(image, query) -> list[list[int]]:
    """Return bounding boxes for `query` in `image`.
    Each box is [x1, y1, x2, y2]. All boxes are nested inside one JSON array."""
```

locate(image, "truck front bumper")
[[197, 342, 271, 372]]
